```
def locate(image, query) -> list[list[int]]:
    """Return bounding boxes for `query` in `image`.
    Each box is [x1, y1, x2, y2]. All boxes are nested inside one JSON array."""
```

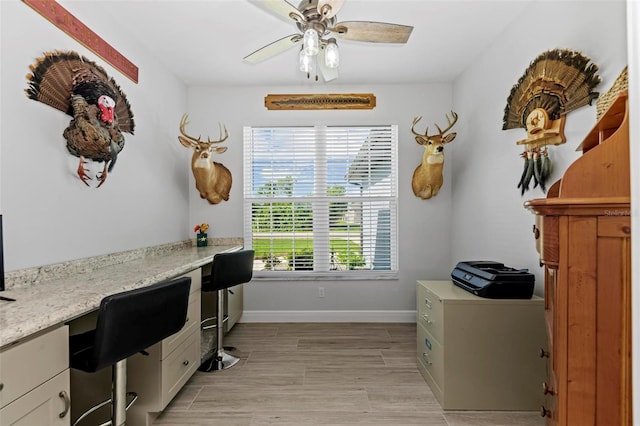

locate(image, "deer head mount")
[[178, 113, 232, 204], [410, 111, 458, 200]]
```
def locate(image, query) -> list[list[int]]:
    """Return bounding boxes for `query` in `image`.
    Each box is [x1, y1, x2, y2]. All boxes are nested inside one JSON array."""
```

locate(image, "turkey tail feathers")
[[26, 50, 135, 134], [502, 49, 601, 130], [26, 50, 76, 114]]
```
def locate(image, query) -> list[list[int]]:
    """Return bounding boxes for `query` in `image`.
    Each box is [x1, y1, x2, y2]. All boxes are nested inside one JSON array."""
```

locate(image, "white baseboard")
[[239, 310, 416, 323]]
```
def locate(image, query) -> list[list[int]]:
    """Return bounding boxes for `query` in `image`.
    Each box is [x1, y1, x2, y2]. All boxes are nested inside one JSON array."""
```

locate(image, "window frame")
[[243, 124, 399, 280]]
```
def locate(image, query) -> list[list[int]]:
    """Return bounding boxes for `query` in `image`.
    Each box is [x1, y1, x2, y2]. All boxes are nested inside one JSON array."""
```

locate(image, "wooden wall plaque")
[[265, 93, 376, 110], [23, 0, 139, 83]]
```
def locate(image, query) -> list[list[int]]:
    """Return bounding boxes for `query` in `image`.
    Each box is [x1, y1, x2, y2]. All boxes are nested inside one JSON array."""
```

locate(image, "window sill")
[[252, 271, 399, 281]]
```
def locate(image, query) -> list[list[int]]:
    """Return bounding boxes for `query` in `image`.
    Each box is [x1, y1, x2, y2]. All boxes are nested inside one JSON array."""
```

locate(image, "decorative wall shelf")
[[265, 93, 376, 110]]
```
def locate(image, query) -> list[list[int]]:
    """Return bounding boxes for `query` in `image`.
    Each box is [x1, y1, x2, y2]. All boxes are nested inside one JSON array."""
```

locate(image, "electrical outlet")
[[318, 287, 325, 298]]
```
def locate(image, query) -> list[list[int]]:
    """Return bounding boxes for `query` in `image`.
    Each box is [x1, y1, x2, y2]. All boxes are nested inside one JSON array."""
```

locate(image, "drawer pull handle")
[[183, 360, 190, 366], [540, 406, 551, 418], [0, 382, 3, 392], [424, 298, 432, 309], [421, 353, 432, 365], [542, 382, 555, 395], [539, 348, 550, 358], [59, 391, 70, 418], [422, 314, 433, 324]]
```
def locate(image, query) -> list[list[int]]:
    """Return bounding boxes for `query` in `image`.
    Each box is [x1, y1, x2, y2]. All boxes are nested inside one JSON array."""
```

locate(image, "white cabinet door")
[[0, 370, 70, 426]]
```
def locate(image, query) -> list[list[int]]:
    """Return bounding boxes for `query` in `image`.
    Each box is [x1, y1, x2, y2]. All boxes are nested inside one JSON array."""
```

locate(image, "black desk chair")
[[199, 249, 254, 372], [69, 277, 191, 426]]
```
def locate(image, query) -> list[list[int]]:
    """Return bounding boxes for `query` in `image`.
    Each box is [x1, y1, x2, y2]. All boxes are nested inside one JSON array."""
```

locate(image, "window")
[[243, 125, 398, 279]]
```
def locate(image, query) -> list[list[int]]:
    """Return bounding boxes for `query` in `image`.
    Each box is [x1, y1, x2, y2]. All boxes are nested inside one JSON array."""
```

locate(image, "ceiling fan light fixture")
[[303, 28, 320, 56], [299, 49, 314, 73], [325, 38, 339, 68]]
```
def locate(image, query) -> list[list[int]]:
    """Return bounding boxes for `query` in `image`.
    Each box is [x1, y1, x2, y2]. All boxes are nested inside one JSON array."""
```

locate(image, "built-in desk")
[[0, 241, 241, 426], [0, 242, 241, 349]]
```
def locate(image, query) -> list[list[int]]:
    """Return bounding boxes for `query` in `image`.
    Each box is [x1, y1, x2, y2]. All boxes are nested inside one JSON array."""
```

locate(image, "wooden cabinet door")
[[596, 216, 632, 426]]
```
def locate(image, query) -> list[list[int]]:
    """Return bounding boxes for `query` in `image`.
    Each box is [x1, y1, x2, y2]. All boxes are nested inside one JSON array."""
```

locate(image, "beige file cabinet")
[[416, 280, 545, 410]]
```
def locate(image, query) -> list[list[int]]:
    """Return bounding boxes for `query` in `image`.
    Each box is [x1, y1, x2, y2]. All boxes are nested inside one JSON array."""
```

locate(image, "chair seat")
[[69, 329, 99, 373]]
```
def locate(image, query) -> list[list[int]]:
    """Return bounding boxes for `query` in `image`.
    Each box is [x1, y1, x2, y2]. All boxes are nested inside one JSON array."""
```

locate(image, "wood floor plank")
[[249, 411, 448, 425], [245, 349, 386, 367], [190, 388, 370, 412], [152, 322, 542, 426]]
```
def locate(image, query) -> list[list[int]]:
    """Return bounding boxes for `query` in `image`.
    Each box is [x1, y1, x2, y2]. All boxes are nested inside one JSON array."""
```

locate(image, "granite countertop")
[[0, 241, 242, 349]]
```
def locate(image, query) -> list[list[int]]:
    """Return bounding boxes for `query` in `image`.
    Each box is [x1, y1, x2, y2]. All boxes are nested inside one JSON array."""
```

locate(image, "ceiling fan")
[[243, 0, 414, 82]]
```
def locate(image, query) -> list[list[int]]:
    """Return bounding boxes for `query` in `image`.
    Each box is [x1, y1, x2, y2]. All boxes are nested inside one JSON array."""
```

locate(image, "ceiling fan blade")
[[317, 0, 344, 19], [243, 34, 302, 64], [332, 21, 413, 43], [248, 0, 305, 24], [318, 48, 339, 82]]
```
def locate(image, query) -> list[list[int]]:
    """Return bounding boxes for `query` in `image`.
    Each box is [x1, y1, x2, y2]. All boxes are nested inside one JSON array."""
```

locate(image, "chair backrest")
[[206, 249, 254, 292], [90, 276, 191, 371]]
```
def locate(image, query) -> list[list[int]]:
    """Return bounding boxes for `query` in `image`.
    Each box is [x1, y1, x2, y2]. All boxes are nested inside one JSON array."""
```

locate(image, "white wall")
[[187, 84, 454, 320], [0, 0, 631, 322], [450, 0, 628, 294], [0, 0, 190, 270]]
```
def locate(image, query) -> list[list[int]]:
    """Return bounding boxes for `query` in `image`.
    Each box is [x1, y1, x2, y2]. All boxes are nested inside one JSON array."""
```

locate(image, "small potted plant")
[[194, 223, 209, 247]]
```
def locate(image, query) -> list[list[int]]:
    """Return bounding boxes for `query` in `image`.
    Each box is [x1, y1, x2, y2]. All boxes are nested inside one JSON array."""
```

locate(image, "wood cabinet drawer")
[[0, 370, 70, 426], [416, 283, 444, 343], [416, 322, 444, 391], [534, 215, 559, 267], [0, 326, 68, 409], [161, 330, 199, 408]]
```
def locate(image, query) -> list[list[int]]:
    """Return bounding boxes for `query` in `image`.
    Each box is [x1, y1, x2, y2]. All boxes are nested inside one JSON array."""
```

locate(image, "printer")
[[450, 261, 534, 299]]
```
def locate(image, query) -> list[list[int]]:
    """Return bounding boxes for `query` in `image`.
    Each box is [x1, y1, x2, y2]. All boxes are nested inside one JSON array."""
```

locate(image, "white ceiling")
[[95, 0, 533, 87]]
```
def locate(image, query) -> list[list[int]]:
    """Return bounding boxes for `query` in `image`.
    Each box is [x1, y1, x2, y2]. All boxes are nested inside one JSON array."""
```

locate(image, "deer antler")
[[179, 113, 202, 144], [411, 116, 430, 137], [180, 113, 229, 144], [434, 111, 458, 136], [210, 123, 229, 144]]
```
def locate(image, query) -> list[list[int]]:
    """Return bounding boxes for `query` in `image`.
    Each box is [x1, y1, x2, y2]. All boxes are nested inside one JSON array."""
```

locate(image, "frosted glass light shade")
[[325, 39, 339, 68], [303, 29, 319, 56], [299, 49, 314, 73]]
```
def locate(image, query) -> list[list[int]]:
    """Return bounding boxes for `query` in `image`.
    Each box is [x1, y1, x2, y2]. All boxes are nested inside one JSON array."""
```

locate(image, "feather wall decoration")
[[503, 49, 601, 130], [25, 50, 135, 187], [502, 49, 600, 195]]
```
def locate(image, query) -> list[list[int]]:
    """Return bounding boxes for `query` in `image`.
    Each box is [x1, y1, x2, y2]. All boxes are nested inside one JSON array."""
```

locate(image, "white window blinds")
[[243, 125, 398, 279]]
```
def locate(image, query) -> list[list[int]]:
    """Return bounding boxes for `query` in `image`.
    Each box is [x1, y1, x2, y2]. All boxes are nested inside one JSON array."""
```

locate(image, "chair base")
[[198, 351, 240, 372]]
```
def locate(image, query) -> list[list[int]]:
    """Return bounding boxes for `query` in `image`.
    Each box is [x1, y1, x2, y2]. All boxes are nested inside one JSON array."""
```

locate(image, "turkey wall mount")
[[25, 50, 135, 188], [502, 49, 600, 195]]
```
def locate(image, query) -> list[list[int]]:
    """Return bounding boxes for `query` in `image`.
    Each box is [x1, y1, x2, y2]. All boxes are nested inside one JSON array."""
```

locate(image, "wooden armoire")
[[525, 91, 632, 425]]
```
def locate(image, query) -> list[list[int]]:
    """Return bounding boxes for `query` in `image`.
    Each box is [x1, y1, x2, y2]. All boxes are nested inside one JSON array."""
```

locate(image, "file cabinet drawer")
[[416, 282, 444, 343], [417, 322, 444, 391]]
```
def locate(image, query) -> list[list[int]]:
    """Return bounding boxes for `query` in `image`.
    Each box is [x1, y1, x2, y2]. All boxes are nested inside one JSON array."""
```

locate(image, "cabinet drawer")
[[161, 292, 201, 356], [534, 215, 559, 267], [0, 369, 70, 426], [161, 330, 199, 408], [0, 326, 68, 409], [417, 322, 444, 391], [416, 283, 444, 343]]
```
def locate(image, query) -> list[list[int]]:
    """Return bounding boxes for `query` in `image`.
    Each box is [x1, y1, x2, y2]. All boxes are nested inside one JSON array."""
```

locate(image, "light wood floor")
[[154, 323, 544, 426]]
